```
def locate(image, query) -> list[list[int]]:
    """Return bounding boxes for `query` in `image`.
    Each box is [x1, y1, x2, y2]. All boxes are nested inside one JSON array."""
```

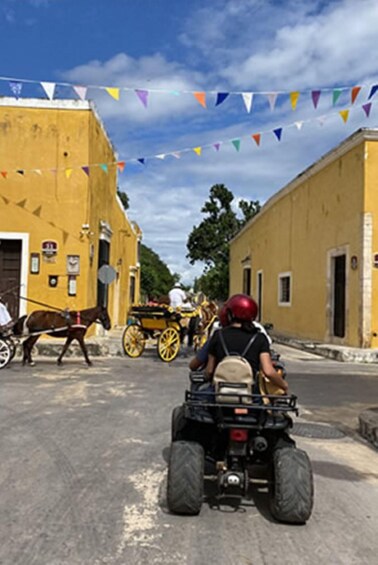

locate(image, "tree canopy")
[[140, 243, 177, 299], [187, 184, 260, 300]]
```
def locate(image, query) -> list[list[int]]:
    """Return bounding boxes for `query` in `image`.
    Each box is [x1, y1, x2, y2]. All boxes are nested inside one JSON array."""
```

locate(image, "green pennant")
[[332, 89, 342, 105], [232, 139, 241, 152]]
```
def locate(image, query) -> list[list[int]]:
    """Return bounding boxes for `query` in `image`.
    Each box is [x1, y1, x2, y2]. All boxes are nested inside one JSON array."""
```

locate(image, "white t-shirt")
[[0, 302, 12, 326], [169, 288, 187, 308]]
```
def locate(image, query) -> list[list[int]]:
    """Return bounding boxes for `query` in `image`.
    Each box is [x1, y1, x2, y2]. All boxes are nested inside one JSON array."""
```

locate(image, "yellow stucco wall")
[[0, 99, 140, 334], [230, 139, 365, 346]]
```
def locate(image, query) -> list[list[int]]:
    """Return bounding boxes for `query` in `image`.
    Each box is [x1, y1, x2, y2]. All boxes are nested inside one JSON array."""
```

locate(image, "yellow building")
[[230, 128, 378, 349], [0, 98, 141, 334]]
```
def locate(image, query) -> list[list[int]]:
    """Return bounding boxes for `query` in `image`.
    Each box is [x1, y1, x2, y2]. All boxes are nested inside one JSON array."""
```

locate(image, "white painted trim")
[[256, 270, 263, 321], [0, 232, 29, 316], [278, 271, 292, 307], [361, 214, 372, 346]]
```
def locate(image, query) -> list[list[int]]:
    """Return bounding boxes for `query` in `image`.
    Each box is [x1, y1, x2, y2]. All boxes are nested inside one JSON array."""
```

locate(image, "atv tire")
[[167, 441, 204, 515], [171, 405, 187, 441], [270, 447, 314, 524]]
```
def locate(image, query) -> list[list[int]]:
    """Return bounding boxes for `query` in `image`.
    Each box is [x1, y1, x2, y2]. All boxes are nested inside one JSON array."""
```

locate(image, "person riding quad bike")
[[167, 294, 314, 523]]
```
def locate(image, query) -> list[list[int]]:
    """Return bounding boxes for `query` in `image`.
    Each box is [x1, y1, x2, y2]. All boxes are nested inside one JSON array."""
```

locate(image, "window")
[[278, 272, 292, 306], [243, 267, 251, 295]]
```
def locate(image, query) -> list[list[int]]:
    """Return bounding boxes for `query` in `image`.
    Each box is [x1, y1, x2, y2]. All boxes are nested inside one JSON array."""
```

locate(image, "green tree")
[[140, 243, 176, 300], [117, 189, 129, 210], [187, 184, 260, 300]]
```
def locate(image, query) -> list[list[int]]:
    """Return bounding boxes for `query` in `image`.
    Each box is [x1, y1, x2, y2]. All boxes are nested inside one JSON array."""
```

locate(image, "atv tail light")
[[234, 408, 248, 415], [229, 429, 248, 442]]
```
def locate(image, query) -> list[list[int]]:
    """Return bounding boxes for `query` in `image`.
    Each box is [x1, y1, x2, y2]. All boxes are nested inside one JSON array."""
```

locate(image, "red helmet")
[[218, 305, 229, 327], [226, 294, 258, 323]]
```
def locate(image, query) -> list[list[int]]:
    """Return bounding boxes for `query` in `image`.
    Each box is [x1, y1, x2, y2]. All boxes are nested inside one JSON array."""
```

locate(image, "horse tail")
[[12, 315, 27, 336]]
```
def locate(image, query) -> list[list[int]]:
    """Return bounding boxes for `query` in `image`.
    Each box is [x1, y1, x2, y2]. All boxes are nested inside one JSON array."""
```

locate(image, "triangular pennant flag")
[[294, 121, 303, 130], [1, 195, 9, 204], [351, 86, 361, 105], [339, 109, 349, 123], [62, 231, 69, 244], [368, 85, 378, 100], [252, 133, 261, 146], [65, 168, 73, 179], [41, 81, 56, 100], [232, 139, 241, 152], [33, 169, 42, 175], [32, 206, 42, 217], [193, 147, 202, 156], [266, 92, 278, 111], [135, 89, 149, 108], [137, 158, 145, 165], [362, 102, 372, 117], [290, 91, 300, 110], [213, 143, 221, 151], [215, 92, 229, 106], [82, 166, 90, 176], [17, 170, 24, 176], [171, 152, 181, 159], [16, 199, 27, 208], [100, 164, 109, 173], [311, 90, 321, 108], [1, 171, 8, 179], [241, 92, 253, 113], [9, 81, 22, 98], [273, 128, 283, 141], [193, 92, 206, 108], [117, 161, 126, 173], [155, 154, 166, 160], [332, 89, 342, 105], [105, 87, 120, 101], [170, 90, 180, 96], [73, 85, 87, 100]]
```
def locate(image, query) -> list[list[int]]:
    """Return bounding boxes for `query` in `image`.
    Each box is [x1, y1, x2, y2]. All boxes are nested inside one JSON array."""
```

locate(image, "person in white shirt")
[[0, 300, 12, 329], [168, 282, 187, 308]]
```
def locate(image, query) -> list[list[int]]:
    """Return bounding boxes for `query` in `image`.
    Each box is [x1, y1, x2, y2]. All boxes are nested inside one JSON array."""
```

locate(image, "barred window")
[[243, 267, 251, 295], [279, 273, 291, 305]]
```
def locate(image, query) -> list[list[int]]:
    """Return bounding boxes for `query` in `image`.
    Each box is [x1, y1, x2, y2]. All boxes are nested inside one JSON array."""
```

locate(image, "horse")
[[13, 305, 111, 366]]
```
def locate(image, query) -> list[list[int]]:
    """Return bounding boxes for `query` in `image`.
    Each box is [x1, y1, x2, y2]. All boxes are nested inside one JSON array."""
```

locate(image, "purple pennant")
[[362, 102, 372, 117], [137, 158, 145, 165], [215, 92, 230, 106], [9, 81, 22, 98], [135, 89, 149, 108], [368, 85, 378, 100], [273, 128, 283, 141], [311, 90, 321, 109], [213, 143, 221, 151], [82, 166, 90, 177]]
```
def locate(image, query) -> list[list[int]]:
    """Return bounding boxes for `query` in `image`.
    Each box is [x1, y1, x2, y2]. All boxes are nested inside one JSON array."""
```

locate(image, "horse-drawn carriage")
[[122, 301, 218, 362]]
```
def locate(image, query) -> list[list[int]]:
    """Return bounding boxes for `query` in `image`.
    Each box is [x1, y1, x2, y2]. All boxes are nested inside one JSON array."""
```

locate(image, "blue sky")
[[2, 0, 378, 284]]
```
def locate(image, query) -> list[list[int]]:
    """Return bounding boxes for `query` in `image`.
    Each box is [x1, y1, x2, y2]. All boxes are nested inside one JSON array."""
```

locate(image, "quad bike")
[[167, 370, 314, 523]]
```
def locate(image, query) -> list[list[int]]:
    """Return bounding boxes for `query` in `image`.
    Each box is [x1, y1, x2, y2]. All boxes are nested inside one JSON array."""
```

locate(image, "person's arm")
[[259, 352, 288, 393], [205, 354, 216, 380]]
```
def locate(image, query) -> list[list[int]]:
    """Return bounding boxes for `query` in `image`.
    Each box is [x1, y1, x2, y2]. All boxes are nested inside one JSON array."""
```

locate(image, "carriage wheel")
[[122, 324, 146, 358], [158, 327, 181, 362], [0, 338, 12, 369]]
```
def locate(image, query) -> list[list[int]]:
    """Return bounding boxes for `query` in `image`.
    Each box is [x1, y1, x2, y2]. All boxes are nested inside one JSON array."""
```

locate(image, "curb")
[[359, 407, 378, 449]]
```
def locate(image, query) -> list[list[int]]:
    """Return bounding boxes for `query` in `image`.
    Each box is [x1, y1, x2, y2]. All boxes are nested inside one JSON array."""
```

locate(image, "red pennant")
[[117, 161, 125, 173], [1, 171, 8, 179], [351, 86, 361, 104], [252, 134, 261, 146]]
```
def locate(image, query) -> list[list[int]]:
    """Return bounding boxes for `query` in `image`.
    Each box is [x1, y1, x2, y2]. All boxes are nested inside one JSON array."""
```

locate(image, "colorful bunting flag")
[[351, 86, 361, 105], [295, 121, 303, 130], [33, 169, 42, 175], [137, 158, 145, 165], [215, 92, 229, 106], [135, 89, 149, 108], [73, 85, 87, 100], [252, 134, 261, 146], [368, 85, 378, 100], [65, 168, 73, 179], [16, 170, 24, 176], [311, 90, 321, 109], [41, 81, 56, 100], [82, 166, 90, 176], [100, 164, 109, 172], [241, 92, 253, 113], [332, 89, 342, 105], [171, 153, 181, 159], [193, 147, 202, 156], [273, 128, 283, 141], [193, 92, 206, 109], [16, 199, 27, 208], [213, 143, 221, 151], [362, 102, 372, 117], [105, 87, 120, 100], [155, 154, 166, 160], [266, 92, 278, 111], [117, 161, 126, 173], [32, 206, 42, 217], [9, 81, 22, 98], [232, 139, 241, 152], [290, 91, 300, 110], [1, 171, 7, 179], [339, 109, 349, 123]]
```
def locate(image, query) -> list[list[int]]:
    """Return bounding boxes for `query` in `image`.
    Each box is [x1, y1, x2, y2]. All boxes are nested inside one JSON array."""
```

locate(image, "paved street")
[[0, 346, 377, 565]]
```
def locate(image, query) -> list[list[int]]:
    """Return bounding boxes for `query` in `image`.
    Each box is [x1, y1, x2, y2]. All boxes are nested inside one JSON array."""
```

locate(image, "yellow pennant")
[[339, 109, 349, 123], [290, 91, 300, 110], [105, 87, 120, 100], [193, 147, 202, 156], [65, 168, 73, 179]]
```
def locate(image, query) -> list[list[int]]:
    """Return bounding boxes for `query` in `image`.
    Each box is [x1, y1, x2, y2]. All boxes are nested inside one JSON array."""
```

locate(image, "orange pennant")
[[351, 86, 361, 104], [117, 161, 126, 173], [252, 134, 261, 146], [193, 91, 206, 108], [1, 171, 7, 179]]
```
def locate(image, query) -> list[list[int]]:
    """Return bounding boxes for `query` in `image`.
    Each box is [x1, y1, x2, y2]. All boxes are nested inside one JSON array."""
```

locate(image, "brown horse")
[[14, 305, 111, 366]]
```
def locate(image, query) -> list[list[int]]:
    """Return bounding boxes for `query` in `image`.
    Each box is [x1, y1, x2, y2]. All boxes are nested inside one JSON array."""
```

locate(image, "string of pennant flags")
[[0, 98, 375, 179], [2, 75, 378, 112]]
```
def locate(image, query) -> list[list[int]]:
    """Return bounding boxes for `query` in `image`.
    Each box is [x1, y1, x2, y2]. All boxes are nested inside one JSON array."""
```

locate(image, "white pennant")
[[155, 154, 166, 160], [294, 121, 303, 130], [41, 81, 56, 100], [266, 92, 278, 111], [241, 92, 253, 113], [73, 85, 87, 100], [171, 152, 181, 159]]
